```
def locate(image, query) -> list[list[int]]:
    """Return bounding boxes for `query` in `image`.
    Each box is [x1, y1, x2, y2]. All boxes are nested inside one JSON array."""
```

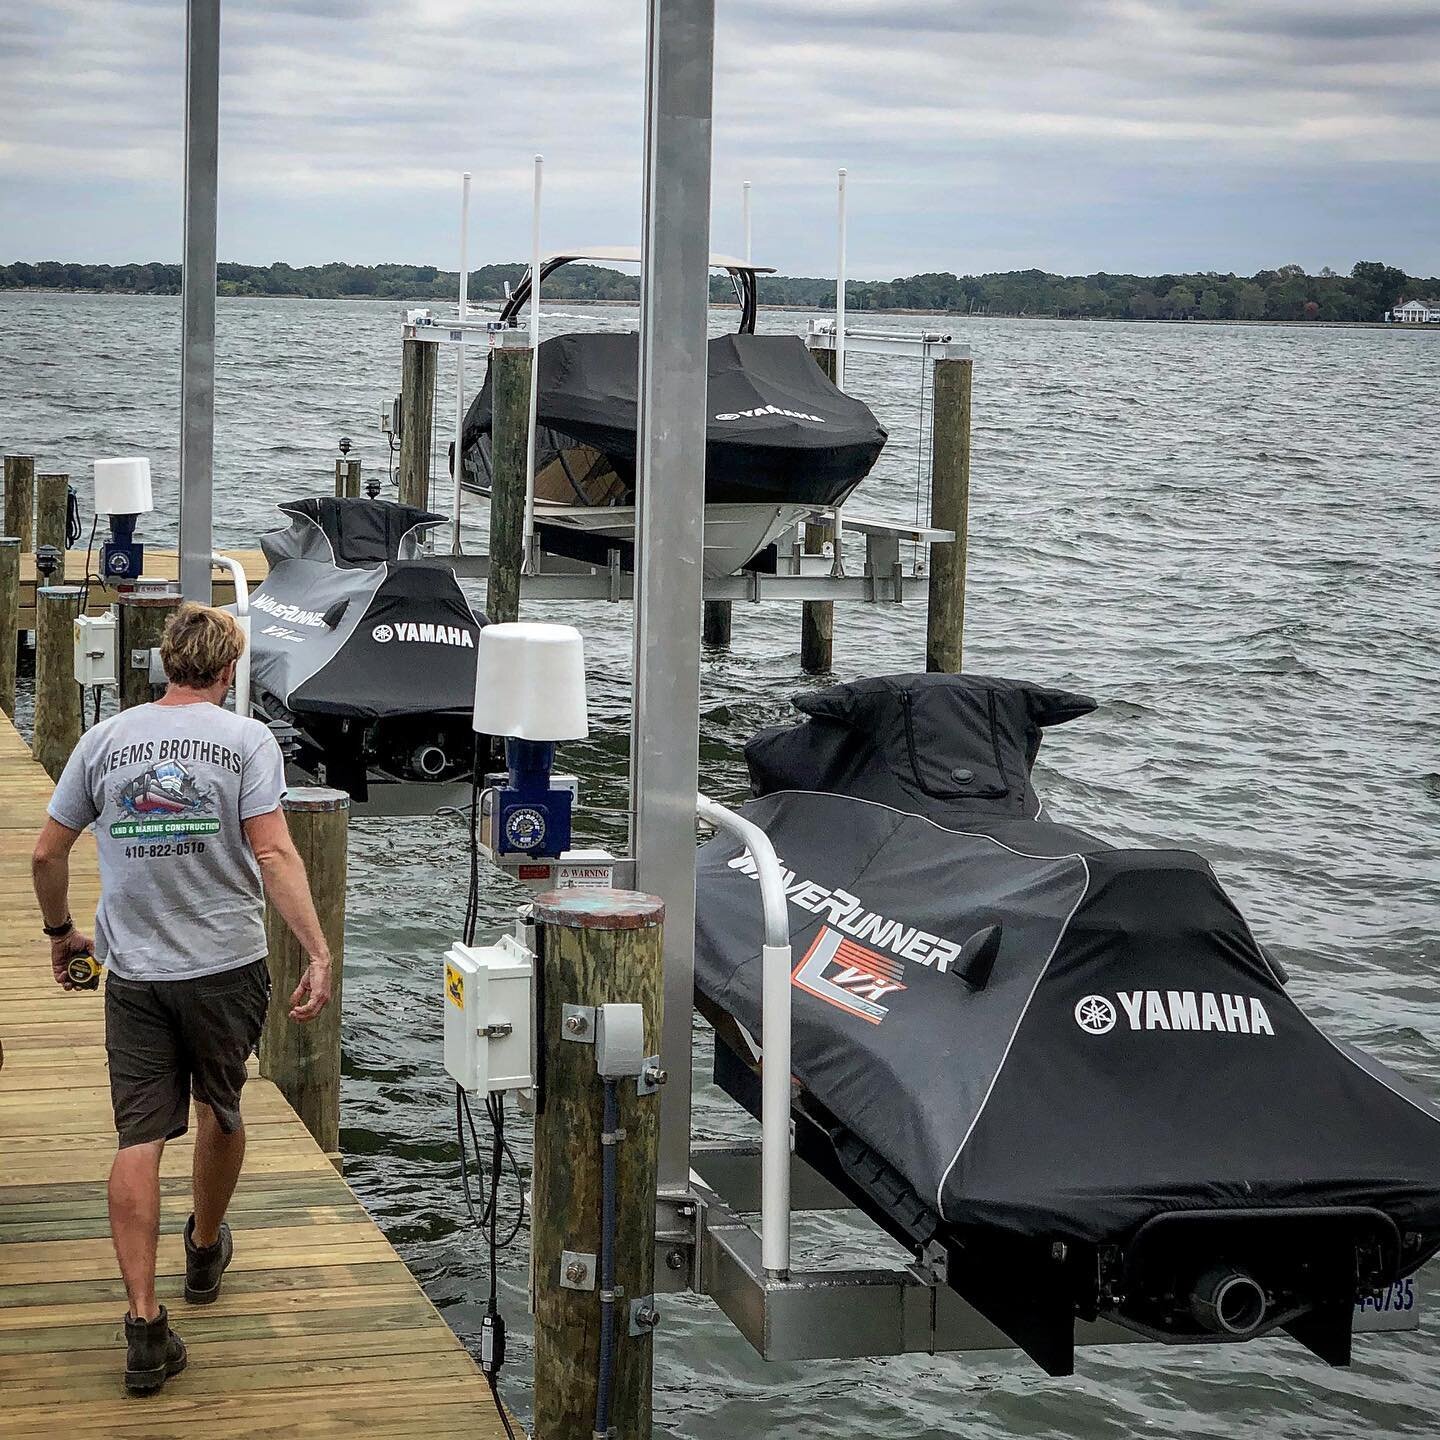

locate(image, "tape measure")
[[65, 952, 102, 990]]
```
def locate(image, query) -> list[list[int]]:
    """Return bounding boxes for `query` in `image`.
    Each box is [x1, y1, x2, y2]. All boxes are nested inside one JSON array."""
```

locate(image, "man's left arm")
[[33, 819, 94, 990]]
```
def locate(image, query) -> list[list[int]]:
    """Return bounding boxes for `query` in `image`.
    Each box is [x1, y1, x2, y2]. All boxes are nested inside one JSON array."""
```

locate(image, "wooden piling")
[[35, 473, 70, 582], [260, 786, 349, 1154], [335, 457, 362, 498], [926, 355, 973, 674], [0, 538, 18, 719], [3, 455, 35, 553], [702, 599, 732, 648], [33, 585, 82, 781], [117, 590, 182, 709], [802, 346, 839, 673], [531, 888, 666, 1440], [398, 338, 438, 510], [486, 344, 532, 625]]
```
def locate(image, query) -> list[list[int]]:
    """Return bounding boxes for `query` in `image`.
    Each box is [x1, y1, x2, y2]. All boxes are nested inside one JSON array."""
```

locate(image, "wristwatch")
[[43, 917, 74, 939]]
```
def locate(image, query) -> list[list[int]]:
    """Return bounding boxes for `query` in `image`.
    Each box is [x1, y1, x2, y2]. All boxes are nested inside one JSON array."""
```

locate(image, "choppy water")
[[4, 292, 1440, 1438]]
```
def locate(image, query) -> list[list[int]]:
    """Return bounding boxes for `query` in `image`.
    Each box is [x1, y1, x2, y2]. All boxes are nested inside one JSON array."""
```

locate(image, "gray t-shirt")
[[48, 701, 286, 981]]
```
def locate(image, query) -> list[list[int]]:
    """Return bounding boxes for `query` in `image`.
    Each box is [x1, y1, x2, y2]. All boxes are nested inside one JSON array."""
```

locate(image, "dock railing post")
[[3, 455, 35, 553], [802, 347, 838, 673], [486, 342, 532, 625], [530, 888, 666, 1440], [35, 474, 70, 583], [260, 786, 348, 1155], [926, 355, 973, 673], [118, 591, 183, 710], [398, 338, 437, 511], [34, 585, 82, 781], [0, 538, 19, 718]]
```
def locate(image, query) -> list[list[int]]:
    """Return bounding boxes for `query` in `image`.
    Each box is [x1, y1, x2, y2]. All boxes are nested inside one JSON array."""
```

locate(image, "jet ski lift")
[[674, 676, 1435, 1372]]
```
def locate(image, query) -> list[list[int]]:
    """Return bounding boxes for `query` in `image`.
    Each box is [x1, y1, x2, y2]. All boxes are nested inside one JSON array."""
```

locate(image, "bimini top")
[[499, 248, 776, 333], [462, 331, 887, 509]]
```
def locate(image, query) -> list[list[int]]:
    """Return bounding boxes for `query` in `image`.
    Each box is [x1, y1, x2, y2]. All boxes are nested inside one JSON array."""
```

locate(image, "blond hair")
[[160, 603, 245, 689]]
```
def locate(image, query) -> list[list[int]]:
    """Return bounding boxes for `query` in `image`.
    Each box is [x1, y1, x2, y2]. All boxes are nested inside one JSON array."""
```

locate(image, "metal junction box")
[[443, 937, 534, 1094]]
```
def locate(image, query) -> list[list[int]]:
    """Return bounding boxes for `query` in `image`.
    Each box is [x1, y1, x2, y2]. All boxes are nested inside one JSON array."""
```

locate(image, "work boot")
[[183, 1215, 233, 1304], [124, 1307, 187, 1395]]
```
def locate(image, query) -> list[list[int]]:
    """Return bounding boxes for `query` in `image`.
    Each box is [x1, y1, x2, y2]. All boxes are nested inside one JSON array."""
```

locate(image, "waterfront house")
[[1388, 299, 1440, 323]]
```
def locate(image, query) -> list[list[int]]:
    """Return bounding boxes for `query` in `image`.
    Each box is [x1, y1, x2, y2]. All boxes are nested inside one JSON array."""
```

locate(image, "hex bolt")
[[643, 1064, 668, 1087], [1050, 1241, 1068, 1263], [564, 1260, 588, 1284], [665, 1249, 686, 1272], [564, 1014, 588, 1035], [635, 1304, 661, 1330]]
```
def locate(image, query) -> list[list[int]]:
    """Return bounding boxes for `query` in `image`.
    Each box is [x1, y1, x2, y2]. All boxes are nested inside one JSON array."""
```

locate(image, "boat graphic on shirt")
[[110, 761, 220, 839]]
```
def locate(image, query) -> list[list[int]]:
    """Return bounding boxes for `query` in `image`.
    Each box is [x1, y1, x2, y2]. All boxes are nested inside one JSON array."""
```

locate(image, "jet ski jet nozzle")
[[410, 743, 449, 780], [1189, 1266, 1268, 1337]]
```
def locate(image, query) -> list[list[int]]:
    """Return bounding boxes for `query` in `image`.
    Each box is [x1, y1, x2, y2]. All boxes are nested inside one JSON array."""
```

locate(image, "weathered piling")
[[802, 347, 839, 672], [335, 457, 362, 498], [486, 343, 532, 625], [3, 455, 35, 553], [260, 786, 349, 1154], [0, 538, 18, 718], [398, 338, 438, 510], [800, 516, 835, 673], [531, 889, 666, 1440], [35, 473, 70, 582], [702, 599, 732, 648], [117, 590, 182, 709], [926, 355, 973, 674], [33, 585, 82, 781]]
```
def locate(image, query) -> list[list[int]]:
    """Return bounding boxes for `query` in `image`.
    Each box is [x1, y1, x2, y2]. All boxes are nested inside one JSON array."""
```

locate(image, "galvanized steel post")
[[178, 0, 220, 603], [631, 0, 716, 1196]]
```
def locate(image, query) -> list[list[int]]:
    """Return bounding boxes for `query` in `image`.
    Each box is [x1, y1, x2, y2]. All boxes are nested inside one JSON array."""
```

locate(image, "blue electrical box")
[[482, 739, 575, 860]]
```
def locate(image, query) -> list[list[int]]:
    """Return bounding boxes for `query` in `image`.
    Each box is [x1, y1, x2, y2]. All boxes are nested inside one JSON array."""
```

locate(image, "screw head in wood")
[[564, 1260, 588, 1284], [565, 1013, 588, 1035]]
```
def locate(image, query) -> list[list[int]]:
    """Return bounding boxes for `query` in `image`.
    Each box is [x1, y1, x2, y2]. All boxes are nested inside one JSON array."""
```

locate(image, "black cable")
[[77, 513, 100, 614], [65, 486, 83, 548], [594, 1077, 621, 1439], [462, 734, 483, 946]]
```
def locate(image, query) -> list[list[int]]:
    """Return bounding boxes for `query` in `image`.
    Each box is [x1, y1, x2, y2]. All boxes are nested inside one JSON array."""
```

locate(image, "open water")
[[3, 292, 1439, 1438]]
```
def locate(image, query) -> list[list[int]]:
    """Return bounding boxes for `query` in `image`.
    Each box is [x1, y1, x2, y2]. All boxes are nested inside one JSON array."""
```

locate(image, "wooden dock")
[[15, 549, 270, 631], [0, 714, 509, 1437]]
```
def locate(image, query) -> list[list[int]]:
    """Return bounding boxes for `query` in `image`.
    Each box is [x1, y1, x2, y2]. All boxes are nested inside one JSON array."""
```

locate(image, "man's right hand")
[[288, 955, 332, 1023], [50, 930, 95, 990]]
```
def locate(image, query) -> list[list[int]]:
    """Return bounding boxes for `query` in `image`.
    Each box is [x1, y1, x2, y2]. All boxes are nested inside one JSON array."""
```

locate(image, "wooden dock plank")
[[0, 714, 509, 1436], [13, 548, 269, 630]]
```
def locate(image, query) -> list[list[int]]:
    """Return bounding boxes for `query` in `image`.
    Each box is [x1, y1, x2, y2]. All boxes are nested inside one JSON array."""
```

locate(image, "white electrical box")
[[73, 612, 118, 687], [444, 936, 534, 1094]]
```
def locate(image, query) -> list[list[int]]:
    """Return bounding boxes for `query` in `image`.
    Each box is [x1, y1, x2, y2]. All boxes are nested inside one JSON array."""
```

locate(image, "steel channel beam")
[[178, 0, 220, 602], [631, 0, 716, 1195]]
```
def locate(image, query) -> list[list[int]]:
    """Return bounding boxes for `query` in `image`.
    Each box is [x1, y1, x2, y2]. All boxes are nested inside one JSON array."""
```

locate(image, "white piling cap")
[[93, 457, 154, 516], [472, 622, 589, 741]]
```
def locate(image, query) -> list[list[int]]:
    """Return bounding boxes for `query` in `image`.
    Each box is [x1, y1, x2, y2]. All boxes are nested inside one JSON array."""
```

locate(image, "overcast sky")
[[1, 0, 1437, 277]]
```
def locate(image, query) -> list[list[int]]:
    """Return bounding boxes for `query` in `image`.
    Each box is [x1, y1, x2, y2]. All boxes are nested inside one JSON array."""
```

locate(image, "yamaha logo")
[[714, 404, 825, 424], [1075, 990, 1275, 1037], [1075, 995, 1117, 1034], [371, 624, 394, 644], [370, 621, 474, 648]]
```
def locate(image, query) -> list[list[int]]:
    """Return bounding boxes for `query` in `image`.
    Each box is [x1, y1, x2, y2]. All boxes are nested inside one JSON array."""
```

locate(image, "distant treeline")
[[1, 258, 1432, 323]]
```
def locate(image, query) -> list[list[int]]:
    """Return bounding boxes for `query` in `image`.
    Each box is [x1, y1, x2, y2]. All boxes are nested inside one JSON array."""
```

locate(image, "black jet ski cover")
[[247, 498, 484, 720], [461, 332, 887, 507], [695, 674, 1440, 1251]]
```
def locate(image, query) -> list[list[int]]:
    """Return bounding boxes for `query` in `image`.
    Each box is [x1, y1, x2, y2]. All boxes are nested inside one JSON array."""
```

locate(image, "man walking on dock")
[[31, 602, 333, 1395]]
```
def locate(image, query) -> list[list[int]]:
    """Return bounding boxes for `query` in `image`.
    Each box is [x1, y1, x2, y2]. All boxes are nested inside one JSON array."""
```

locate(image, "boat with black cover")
[[457, 250, 888, 578], [695, 672, 1440, 1375], [243, 496, 487, 806]]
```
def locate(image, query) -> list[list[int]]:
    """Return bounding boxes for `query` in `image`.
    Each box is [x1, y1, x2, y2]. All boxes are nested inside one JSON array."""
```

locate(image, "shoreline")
[[1, 288, 1434, 331]]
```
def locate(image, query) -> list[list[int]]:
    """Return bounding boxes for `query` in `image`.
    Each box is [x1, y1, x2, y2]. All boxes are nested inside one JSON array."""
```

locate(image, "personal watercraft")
[[694, 673, 1440, 1375], [244, 496, 487, 805]]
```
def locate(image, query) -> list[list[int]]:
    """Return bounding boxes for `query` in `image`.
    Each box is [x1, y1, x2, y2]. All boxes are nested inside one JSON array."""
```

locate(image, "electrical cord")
[[77, 513, 100, 614], [594, 1077, 621, 1439], [65, 486, 83, 548]]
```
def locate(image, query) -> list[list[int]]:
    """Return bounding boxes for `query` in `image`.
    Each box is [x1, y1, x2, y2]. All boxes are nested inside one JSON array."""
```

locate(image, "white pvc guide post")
[[835, 168, 848, 392], [451, 171, 472, 554], [211, 552, 250, 717], [742, 180, 752, 264], [522, 155, 543, 568]]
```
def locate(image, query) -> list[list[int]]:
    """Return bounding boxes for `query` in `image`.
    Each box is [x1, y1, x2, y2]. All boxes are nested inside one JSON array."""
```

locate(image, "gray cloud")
[[0, 0, 1436, 275]]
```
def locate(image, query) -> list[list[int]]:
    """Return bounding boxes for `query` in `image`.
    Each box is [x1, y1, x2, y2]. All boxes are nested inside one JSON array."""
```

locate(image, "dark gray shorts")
[[104, 959, 271, 1149]]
